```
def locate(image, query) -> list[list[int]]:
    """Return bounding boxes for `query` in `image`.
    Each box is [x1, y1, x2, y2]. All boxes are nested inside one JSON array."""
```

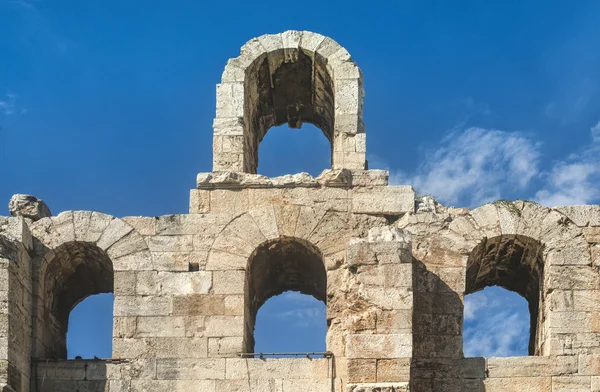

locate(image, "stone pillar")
[[343, 227, 412, 391], [0, 217, 34, 392]]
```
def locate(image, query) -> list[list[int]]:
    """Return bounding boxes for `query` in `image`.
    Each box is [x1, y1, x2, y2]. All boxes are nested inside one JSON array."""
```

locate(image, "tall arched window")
[[67, 293, 114, 359], [244, 237, 327, 353], [464, 235, 545, 356], [37, 242, 114, 359]]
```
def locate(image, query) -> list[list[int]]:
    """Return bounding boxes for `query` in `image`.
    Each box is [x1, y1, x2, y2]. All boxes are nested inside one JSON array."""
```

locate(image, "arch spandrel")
[[206, 204, 356, 271], [214, 31, 366, 173], [30, 211, 151, 275]]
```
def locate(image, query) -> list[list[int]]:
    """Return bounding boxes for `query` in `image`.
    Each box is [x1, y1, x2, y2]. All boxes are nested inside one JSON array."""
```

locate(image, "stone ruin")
[[1, 30, 600, 392]]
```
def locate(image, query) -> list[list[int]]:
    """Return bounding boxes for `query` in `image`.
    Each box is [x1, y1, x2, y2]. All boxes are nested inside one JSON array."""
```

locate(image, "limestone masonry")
[[1, 31, 600, 392]]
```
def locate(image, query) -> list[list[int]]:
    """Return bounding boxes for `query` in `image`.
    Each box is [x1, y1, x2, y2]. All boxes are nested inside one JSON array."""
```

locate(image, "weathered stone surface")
[[352, 186, 415, 215], [4, 30, 600, 392], [8, 194, 51, 221]]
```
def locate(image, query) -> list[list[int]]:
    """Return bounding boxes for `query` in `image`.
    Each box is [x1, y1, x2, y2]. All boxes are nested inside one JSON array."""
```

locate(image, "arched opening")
[[38, 242, 114, 359], [254, 291, 327, 353], [214, 32, 367, 173], [66, 293, 114, 359], [243, 49, 335, 174], [244, 237, 327, 353], [257, 123, 331, 177], [464, 235, 544, 356], [463, 287, 530, 357]]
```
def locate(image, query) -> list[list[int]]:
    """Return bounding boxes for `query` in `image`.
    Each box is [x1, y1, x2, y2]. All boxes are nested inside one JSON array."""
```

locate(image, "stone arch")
[[206, 204, 355, 271], [206, 205, 355, 354], [244, 237, 326, 352], [446, 201, 591, 355], [30, 211, 149, 358], [465, 234, 544, 355], [398, 200, 591, 359], [213, 30, 366, 173]]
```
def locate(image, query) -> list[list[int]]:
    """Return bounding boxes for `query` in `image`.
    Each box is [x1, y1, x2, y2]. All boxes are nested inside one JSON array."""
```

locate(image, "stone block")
[[135, 316, 186, 338], [155, 338, 208, 359], [225, 358, 330, 380], [158, 271, 212, 295], [552, 376, 591, 392], [215, 83, 244, 118], [97, 218, 134, 251], [204, 316, 244, 337], [207, 336, 243, 357], [376, 358, 411, 382], [122, 216, 156, 236], [172, 295, 243, 316], [346, 334, 412, 359], [189, 189, 210, 214], [146, 235, 194, 252], [155, 358, 225, 380], [487, 356, 577, 377], [114, 296, 172, 317], [346, 383, 409, 392], [211, 270, 244, 295], [484, 377, 551, 392], [347, 359, 376, 383], [555, 205, 600, 227]]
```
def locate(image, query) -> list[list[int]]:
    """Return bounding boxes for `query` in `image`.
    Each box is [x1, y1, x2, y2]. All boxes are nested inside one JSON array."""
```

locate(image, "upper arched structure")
[[213, 31, 366, 173]]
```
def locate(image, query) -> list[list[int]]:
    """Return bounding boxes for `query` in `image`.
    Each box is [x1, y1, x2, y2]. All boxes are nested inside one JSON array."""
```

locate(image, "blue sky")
[[2, 0, 600, 359]]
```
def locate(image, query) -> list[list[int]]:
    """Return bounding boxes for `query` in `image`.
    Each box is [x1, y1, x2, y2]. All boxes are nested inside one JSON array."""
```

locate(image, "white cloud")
[[464, 293, 488, 321], [464, 289, 530, 357], [0, 93, 16, 116], [6, 0, 39, 11], [544, 78, 598, 124], [592, 121, 600, 143], [535, 122, 600, 207], [461, 97, 491, 117], [391, 127, 541, 207]]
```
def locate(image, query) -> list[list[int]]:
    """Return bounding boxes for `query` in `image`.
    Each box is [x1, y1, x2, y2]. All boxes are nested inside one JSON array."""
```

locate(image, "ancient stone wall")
[[1, 31, 599, 392]]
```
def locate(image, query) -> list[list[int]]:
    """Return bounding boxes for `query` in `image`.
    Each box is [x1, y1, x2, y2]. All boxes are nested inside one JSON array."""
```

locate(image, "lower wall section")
[[33, 357, 335, 392], [31, 355, 600, 392]]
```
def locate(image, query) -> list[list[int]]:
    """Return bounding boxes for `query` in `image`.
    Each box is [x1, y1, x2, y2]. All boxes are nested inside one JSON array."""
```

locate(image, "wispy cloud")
[[535, 122, 600, 206], [390, 127, 541, 207], [464, 288, 529, 357], [461, 97, 491, 117], [0, 93, 17, 116], [544, 78, 598, 124], [0, 93, 26, 121], [591, 121, 600, 143], [6, 0, 39, 11]]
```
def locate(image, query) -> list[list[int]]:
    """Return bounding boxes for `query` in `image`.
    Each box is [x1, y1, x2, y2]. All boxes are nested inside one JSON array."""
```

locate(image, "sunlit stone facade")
[[1, 31, 600, 392]]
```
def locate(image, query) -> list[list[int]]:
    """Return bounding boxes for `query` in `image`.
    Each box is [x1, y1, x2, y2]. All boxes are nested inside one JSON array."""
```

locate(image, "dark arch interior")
[[244, 237, 327, 352], [244, 49, 335, 173], [42, 242, 114, 358], [465, 235, 544, 355]]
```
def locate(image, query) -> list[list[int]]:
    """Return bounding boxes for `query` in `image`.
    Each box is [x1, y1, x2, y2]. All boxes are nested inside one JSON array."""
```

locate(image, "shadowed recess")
[[244, 237, 326, 352], [41, 242, 114, 359], [243, 49, 334, 173], [465, 235, 544, 355]]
